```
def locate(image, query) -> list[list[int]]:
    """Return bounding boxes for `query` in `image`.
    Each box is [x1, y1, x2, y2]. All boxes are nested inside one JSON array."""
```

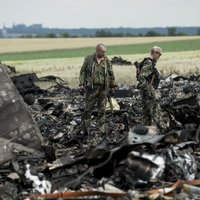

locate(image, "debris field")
[[0, 64, 200, 200]]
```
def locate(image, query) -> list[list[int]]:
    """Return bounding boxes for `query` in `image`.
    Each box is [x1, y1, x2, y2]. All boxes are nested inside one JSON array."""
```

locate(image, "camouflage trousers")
[[81, 85, 107, 130], [140, 87, 167, 130]]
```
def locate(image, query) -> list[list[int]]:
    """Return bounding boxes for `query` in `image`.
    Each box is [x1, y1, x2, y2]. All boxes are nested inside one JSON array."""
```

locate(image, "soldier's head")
[[96, 43, 107, 59], [151, 46, 162, 61]]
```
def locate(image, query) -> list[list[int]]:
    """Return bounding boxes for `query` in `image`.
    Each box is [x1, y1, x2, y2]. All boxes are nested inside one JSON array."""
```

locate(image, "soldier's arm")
[[79, 56, 88, 86], [138, 60, 153, 88], [107, 59, 116, 87]]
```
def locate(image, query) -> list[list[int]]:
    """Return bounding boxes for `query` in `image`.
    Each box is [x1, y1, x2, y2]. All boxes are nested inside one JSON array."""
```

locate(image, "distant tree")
[[113, 32, 124, 37], [145, 31, 161, 37], [46, 33, 57, 38], [71, 35, 78, 38], [176, 32, 187, 36], [125, 33, 134, 37], [19, 34, 33, 38], [95, 29, 113, 37], [167, 27, 177, 36], [197, 28, 200, 35], [136, 33, 143, 37], [61, 32, 70, 38], [35, 34, 42, 38]]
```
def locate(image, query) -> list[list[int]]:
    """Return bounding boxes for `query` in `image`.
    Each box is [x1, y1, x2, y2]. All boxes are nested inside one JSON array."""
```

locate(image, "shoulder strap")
[[139, 57, 151, 69], [104, 59, 109, 90], [147, 57, 156, 67]]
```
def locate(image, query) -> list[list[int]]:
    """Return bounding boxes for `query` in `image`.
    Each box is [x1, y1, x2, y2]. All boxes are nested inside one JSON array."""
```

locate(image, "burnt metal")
[[1, 67, 200, 198], [113, 89, 135, 98], [0, 65, 44, 164], [11, 73, 41, 96], [5, 64, 16, 74], [111, 56, 132, 65]]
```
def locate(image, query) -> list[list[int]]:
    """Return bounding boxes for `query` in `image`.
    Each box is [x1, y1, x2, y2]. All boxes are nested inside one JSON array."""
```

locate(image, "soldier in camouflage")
[[79, 44, 115, 132], [197, 95, 200, 122], [137, 46, 167, 130], [197, 95, 200, 102]]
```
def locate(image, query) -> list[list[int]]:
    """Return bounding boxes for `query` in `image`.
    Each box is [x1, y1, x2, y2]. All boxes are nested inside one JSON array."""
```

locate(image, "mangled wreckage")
[[0, 64, 200, 199]]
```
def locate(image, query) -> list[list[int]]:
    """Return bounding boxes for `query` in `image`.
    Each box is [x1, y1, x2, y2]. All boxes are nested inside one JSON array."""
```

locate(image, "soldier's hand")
[[109, 88, 115, 96], [110, 83, 118, 89]]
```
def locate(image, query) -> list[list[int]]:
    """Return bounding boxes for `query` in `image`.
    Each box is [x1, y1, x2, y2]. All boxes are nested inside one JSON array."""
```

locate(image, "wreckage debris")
[[25, 163, 52, 194], [10, 73, 41, 105], [10, 73, 69, 105], [0, 65, 44, 164], [111, 56, 132, 65], [0, 63, 200, 199]]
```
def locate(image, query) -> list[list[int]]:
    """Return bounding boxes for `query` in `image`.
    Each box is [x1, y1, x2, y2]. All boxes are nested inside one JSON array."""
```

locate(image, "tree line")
[[18, 27, 200, 38]]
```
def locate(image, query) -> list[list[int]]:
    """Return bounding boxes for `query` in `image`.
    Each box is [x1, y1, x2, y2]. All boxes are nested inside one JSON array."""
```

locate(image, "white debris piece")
[[25, 164, 52, 194]]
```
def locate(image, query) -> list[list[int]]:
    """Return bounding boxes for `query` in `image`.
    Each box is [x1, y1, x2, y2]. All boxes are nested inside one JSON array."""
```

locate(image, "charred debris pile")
[[0, 64, 200, 199]]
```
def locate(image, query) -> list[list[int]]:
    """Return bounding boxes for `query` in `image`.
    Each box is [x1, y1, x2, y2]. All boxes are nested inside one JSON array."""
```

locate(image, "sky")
[[0, 0, 200, 29]]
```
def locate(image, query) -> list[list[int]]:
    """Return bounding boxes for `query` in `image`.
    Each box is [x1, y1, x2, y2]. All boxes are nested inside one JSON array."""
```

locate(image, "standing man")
[[197, 95, 200, 102], [197, 95, 200, 123], [79, 43, 116, 132], [137, 46, 166, 130]]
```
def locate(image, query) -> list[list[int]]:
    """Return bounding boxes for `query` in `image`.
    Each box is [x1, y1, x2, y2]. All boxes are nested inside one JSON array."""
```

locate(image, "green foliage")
[[95, 30, 113, 37], [197, 28, 200, 35], [138, 33, 143, 37], [124, 33, 134, 37], [1, 38, 200, 61], [18, 35, 34, 38], [45, 33, 57, 38], [95, 29, 126, 37], [145, 31, 161, 37], [61, 32, 70, 38], [167, 27, 177, 36], [176, 32, 188, 36]]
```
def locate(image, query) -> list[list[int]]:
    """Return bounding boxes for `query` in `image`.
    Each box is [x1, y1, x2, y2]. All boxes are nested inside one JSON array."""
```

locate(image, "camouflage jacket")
[[79, 54, 115, 88], [137, 57, 160, 89]]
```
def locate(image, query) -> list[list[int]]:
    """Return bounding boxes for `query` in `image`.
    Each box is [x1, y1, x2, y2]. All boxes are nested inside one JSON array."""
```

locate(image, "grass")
[[0, 38, 200, 61], [1, 37, 199, 88], [6, 50, 200, 88], [0, 36, 199, 53]]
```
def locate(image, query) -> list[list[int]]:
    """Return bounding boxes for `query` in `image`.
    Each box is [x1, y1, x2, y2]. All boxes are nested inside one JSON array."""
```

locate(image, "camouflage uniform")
[[197, 96, 200, 122], [137, 57, 167, 130], [79, 54, 115, 130]]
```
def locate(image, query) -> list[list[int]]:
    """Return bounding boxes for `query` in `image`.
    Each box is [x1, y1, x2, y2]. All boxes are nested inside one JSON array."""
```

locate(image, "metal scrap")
[[0, 65, 44, 164], [111, 56, 132, 65], [0, 65, 200, 199]]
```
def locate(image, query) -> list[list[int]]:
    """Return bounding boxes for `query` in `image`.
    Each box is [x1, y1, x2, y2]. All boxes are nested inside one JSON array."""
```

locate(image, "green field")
[[1, 38, 200, 61], [1, 37, 200, 88]]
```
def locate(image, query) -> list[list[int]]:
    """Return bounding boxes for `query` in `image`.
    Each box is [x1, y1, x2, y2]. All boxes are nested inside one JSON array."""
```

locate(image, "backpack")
[[134, 57, 150, 80], [135, 57, 160, 89]]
